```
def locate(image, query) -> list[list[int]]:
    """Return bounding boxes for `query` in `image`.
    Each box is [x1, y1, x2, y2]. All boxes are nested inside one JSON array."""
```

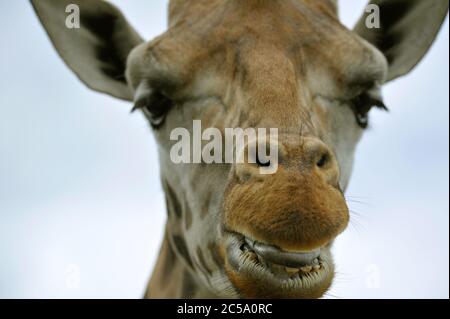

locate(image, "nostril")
[[316, 153, 329, 168]]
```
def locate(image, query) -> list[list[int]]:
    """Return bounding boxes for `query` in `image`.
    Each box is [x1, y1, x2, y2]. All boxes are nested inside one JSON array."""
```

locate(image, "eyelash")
[[351, 92, 387, 128], [132, 90, 174, 128]]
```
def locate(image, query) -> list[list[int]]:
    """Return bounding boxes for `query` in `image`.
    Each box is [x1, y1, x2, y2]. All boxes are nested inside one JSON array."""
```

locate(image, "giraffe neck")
[[144, 226, 217, 298]]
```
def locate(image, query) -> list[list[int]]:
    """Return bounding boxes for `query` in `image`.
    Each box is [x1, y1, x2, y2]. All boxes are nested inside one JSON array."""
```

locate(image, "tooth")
[[285, 267, 299, 276], [248, 251, 258, 262], [300, 265, 312, 273], [257, 255, 262, 264], [313, 264, 321, 271], [259, 258, 268, 268], [313, 258, 319, 265]]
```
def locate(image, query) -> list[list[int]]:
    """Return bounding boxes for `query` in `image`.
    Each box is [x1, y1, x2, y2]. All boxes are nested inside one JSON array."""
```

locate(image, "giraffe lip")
[[243, 237, 321, 268], [224, 230, 329, 275], [224, 230, 333, 297]]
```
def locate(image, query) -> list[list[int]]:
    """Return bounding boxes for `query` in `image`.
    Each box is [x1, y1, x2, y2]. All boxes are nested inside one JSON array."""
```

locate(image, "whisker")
[[348, 210, 367, 235], [345, 194, 371, 199], [333, 271, 358, 283], [323, 291, 340, 299], [346, 198, 372, 206]]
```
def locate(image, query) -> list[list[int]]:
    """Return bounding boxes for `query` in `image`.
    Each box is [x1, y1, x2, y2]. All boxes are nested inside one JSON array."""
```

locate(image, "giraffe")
[[31, 0, 448, 298]]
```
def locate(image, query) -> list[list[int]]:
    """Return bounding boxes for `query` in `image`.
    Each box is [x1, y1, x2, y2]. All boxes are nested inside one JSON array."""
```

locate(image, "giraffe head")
[[32, 0, 448, 298]]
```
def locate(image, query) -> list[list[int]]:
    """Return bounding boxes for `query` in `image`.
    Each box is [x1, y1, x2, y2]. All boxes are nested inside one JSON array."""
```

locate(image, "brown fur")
[[224, 163, 348, 252]]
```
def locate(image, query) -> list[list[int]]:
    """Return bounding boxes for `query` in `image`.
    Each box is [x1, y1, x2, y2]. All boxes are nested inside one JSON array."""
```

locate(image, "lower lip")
[[224, 231, 333, 292]]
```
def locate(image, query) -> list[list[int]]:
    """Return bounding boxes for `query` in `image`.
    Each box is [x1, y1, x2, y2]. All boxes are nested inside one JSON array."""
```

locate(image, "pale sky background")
[[0, 1, 448, 298]]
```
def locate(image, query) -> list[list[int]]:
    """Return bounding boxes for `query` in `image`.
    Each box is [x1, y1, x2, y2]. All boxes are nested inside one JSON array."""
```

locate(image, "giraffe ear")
[[354, 0, 448, 82], [31, 0, 144, 101]]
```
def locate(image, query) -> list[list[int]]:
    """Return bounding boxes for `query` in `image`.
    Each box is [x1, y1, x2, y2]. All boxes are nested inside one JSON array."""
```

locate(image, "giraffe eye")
[[132, 85, 174, 128], [351, 91, 387, 129], [355, 112, 369, 128], [141, 92, 173, 128]]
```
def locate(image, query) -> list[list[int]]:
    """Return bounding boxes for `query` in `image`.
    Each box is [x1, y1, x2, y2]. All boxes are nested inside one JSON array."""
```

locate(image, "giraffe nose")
[[235, 137, 339, 187], [303, 138, 339, 187], [225, 136, 348, 252]]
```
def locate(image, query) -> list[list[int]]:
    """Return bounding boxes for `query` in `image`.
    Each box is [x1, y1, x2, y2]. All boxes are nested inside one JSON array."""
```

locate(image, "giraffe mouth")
[[223, 230, 334, 297], [242, 237, 322, 269]]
